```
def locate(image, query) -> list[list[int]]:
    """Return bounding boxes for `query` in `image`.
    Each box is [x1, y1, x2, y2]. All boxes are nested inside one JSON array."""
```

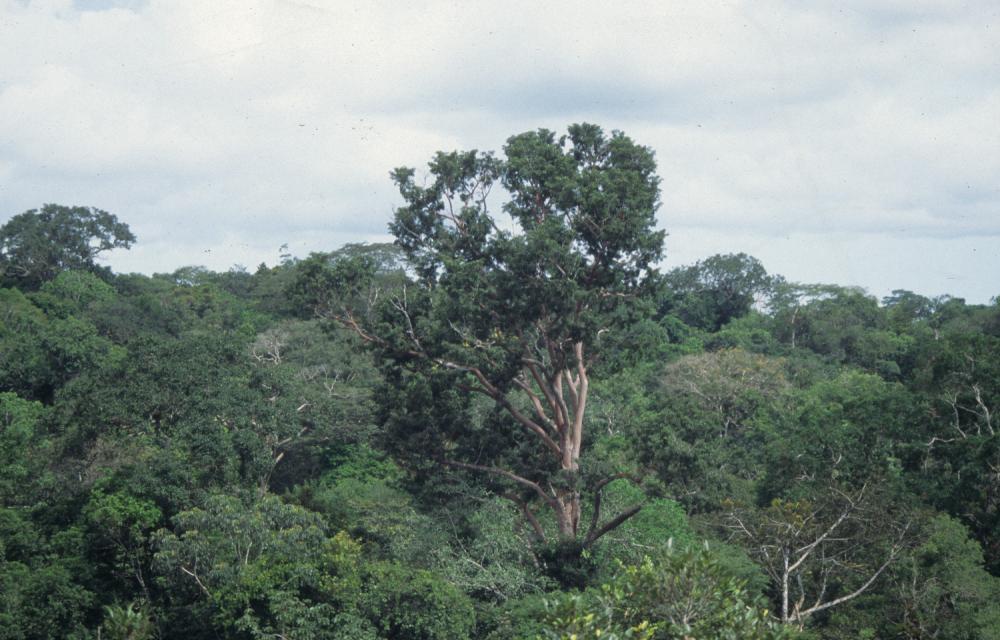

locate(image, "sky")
[[1, 0, 998, 303]]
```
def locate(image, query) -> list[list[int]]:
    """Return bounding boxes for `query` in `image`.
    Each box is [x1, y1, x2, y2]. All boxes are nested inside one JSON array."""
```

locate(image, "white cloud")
[[1, 0, 998, 301]]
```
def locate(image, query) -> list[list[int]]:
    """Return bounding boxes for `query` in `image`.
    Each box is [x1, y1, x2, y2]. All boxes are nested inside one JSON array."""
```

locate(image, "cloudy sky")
[[1, 0, 997, 302]]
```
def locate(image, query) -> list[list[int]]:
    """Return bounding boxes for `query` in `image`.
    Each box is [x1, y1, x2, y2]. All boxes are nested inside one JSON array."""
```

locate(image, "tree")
[[0, 392, 49, 506], [663, 253, 772, 331], [910, 330, 1000, 572], [154, 494, 475, 639], [153, 494, 339, 637], [0, 288, 50, 399], [649, 349, 792, 512], [767, 283, 917, 380], [889, 515, 1000, 640], [538, 544, 791, 640], [723, 485, 909, 627], [83, 489, 162, 602], [297, 124, 663, 553], [0, 204, 135, 290], [31, 270, 117, 320], [882, 289, 934, 332], [99, 602, 156, 640]]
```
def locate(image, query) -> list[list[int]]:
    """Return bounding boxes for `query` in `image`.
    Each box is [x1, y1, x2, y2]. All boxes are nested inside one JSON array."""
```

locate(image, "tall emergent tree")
[[298, 124, 664, 550], [0, 204, 135, 290]]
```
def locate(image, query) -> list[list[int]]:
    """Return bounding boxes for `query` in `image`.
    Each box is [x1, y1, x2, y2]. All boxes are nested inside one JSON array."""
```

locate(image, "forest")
[[1, 125, 999, 639]]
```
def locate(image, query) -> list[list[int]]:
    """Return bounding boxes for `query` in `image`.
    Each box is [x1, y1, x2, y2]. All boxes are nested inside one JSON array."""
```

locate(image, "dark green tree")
[[889, 515, 1000, 640], [0, 392, 49, 507], [0, 204, 135, 290], [298, 124, 664, 554], [663, 253, 772, 331], [0, 288, 51, 399], [769, 284, 911, 377], [154, 495, 474, 639]]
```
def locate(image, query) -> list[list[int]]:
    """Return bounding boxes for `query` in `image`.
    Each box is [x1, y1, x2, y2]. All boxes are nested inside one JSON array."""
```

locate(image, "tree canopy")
[[0, 204, 135, 290], [3, 148, 1000, 639]]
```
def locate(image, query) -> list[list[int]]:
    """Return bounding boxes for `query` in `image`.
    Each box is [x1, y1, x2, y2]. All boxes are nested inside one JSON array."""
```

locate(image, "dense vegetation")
[[2, 126, 1000, 639]]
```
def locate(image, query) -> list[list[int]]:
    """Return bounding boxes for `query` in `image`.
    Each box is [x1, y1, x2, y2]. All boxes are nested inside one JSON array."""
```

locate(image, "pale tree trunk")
[[340, 303, 642, 547], [439, 337, 639, 545]]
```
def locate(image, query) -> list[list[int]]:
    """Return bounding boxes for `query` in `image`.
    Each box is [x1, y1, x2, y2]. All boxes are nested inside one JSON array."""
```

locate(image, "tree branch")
[[584, 473, 639, 544], [440, 458, 557, 510], [513, 376, 559, 434], [444, 362, 563, 456], [180, 565, 211, 598], [570, 341, 589, 464], [504, 492, 548, 543], [584, 503, 643, 547], [524, 359, 567, 433], [795, 542, 901, 621]]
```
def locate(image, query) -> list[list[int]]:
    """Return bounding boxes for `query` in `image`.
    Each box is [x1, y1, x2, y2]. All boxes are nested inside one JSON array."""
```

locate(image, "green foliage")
[[0, 562, 94, 639], [43, 315, 124, 385], [100, 602, 155, 640], [359, 561, 476, 640], [83, 489, 162, 600], [30, 270, 117, 319], [0, 288, 51, 399], [0, 283, 124, 403], [905, 330, 1000, 568], [541, 591, 658, 640], [0, 204, 134, 290], [705, 312, 781, 354], [664, 253, 773, 332], [888, 515, 1000, 640], [770, 284, 911, 377], [0, 393, 49, 506], [640, 348, 792, 512], [433, 497, 552, 602], [759, 370, 915, 499], [720, 484, 910, 630], [154, 494, 338, 637], [4, 157, 1000, 639], [300, 470, 424, 558], [589, 485, 694, 575], [153, 494, 475, 639], [50, 332, 246, 495], [539, 544, 791, 640]]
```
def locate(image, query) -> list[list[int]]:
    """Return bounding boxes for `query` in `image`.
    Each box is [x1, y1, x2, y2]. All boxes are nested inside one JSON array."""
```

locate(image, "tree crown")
[[0, 204, 135, 290]]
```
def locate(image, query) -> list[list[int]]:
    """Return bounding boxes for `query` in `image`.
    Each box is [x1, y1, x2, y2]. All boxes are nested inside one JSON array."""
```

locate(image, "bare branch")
[[440, 458, 557, 510], [524, 359, 567, 433], [504, 492, 548, 543], [787, 502, 854, 574], [584, 503, 644, 547], [512, 376, 559, 434], [584, 473, 641, 544], [180, 566, 211, 597], [796, 537, 905, 621]]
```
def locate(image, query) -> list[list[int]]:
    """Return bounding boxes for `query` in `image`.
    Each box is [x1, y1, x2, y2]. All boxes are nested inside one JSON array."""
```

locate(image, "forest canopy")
[[2, 125, 1000, 639]]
